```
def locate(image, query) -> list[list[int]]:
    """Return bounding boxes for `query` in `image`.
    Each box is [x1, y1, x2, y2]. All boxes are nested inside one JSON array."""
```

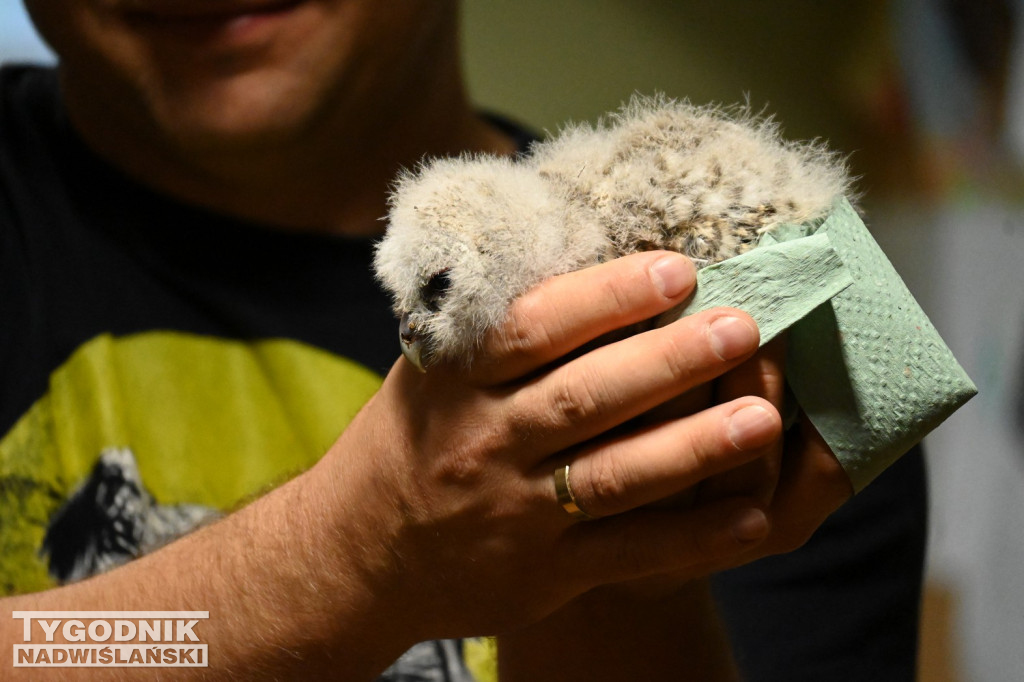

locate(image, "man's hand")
[[486, 258, 853, 682], [321, 250, 784, 641], [711, 338, 854, 562]]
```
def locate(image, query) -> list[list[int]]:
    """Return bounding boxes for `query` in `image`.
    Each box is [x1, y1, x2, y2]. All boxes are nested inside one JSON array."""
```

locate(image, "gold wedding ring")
[[554, 464, 592, 520]]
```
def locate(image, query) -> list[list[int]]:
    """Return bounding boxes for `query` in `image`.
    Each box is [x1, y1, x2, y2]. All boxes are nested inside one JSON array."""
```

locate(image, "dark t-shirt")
[[0, 65, 926, 681]]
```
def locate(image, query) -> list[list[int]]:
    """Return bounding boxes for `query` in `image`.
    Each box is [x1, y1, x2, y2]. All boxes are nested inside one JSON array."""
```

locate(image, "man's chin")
[[152, 79, 323, 154]]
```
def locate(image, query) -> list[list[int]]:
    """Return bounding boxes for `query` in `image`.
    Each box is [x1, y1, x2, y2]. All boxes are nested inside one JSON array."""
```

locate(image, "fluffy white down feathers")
[[373, 96, 853, 367]]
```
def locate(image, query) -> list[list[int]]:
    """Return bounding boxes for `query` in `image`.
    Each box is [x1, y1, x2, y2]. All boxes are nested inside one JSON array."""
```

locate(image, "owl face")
[[375, 156, 566, 369], [397, 268, 453, 371]]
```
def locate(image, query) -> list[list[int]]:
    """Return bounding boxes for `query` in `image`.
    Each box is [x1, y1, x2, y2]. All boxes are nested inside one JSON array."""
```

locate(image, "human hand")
[[634, 339, 854, 591], [311, 250, 783, 644], [707, 337, 854, 561], [489, 328, 849, 681], [639, 335, 788, 512]]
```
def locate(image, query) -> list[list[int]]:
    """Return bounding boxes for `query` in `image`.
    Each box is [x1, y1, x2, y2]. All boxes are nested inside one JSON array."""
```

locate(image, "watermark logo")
[[12, 611, 209, 667]]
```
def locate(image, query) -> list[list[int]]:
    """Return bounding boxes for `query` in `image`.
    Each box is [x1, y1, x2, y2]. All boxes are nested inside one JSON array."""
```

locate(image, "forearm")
[[1, 461, 413, 680], [497, 579, 739, 682]]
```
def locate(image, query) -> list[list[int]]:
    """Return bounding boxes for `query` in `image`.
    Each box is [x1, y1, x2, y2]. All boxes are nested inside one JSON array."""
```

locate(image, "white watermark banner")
[[12, 611, 209, 668]]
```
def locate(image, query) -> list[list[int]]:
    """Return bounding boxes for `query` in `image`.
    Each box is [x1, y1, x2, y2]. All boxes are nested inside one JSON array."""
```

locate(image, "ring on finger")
[[554, 464, 593, 521]]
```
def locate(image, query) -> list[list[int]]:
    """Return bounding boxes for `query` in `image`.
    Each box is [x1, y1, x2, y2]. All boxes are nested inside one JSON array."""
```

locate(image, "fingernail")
[[728, 405, 778, 450], [649, 254, 693, 298], [709, 316, 757, 360], [730, 508, 769, 543]]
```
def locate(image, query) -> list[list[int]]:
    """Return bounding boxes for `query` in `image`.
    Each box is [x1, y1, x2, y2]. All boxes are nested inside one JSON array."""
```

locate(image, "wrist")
[[254, 456, 419, 673]]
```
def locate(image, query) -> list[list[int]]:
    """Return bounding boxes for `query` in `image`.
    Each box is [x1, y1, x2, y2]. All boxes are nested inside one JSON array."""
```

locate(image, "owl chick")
[[374, 96, 853, 370]]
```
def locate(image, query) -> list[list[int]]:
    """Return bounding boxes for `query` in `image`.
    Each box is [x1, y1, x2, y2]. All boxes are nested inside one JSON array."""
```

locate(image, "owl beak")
[[399, 311, 427, 373]]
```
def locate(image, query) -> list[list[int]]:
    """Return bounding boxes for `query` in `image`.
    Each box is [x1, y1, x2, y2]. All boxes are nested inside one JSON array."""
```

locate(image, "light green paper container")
[[674, 197, 977, 492]]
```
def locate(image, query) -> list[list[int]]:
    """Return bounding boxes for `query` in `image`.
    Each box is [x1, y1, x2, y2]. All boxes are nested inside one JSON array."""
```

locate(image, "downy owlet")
[[374, 95, 853, 370]]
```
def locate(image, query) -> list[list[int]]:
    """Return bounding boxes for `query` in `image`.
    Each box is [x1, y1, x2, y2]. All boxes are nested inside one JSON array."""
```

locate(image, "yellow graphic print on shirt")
[[0, 331, 383, 595]]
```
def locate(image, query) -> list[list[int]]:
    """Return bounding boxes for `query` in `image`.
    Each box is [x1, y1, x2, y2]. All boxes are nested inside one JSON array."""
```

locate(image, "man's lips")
[[121, 0, 306, 46], [121, 0, 302, 20]]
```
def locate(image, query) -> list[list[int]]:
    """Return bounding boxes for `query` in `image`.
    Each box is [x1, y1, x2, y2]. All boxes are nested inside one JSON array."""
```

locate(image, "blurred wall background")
[[462, 0, 918, 201], [3, 1, 1022, 679]]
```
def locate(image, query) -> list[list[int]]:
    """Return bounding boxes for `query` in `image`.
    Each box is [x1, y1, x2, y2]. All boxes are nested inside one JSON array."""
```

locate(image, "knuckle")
[[584, 454, 633, 514], [496, 294, 558, 359], [434, 447, 487, 487], [549, 367, 605, 426], [656, 329, 699, 385], [682, 437, 715, 478], [599, 274, 637, 318], [504, 398, 541, 445], [598, 261, 662, 321], [432, 424, 503, 486], [660, 418, 720, 485]]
